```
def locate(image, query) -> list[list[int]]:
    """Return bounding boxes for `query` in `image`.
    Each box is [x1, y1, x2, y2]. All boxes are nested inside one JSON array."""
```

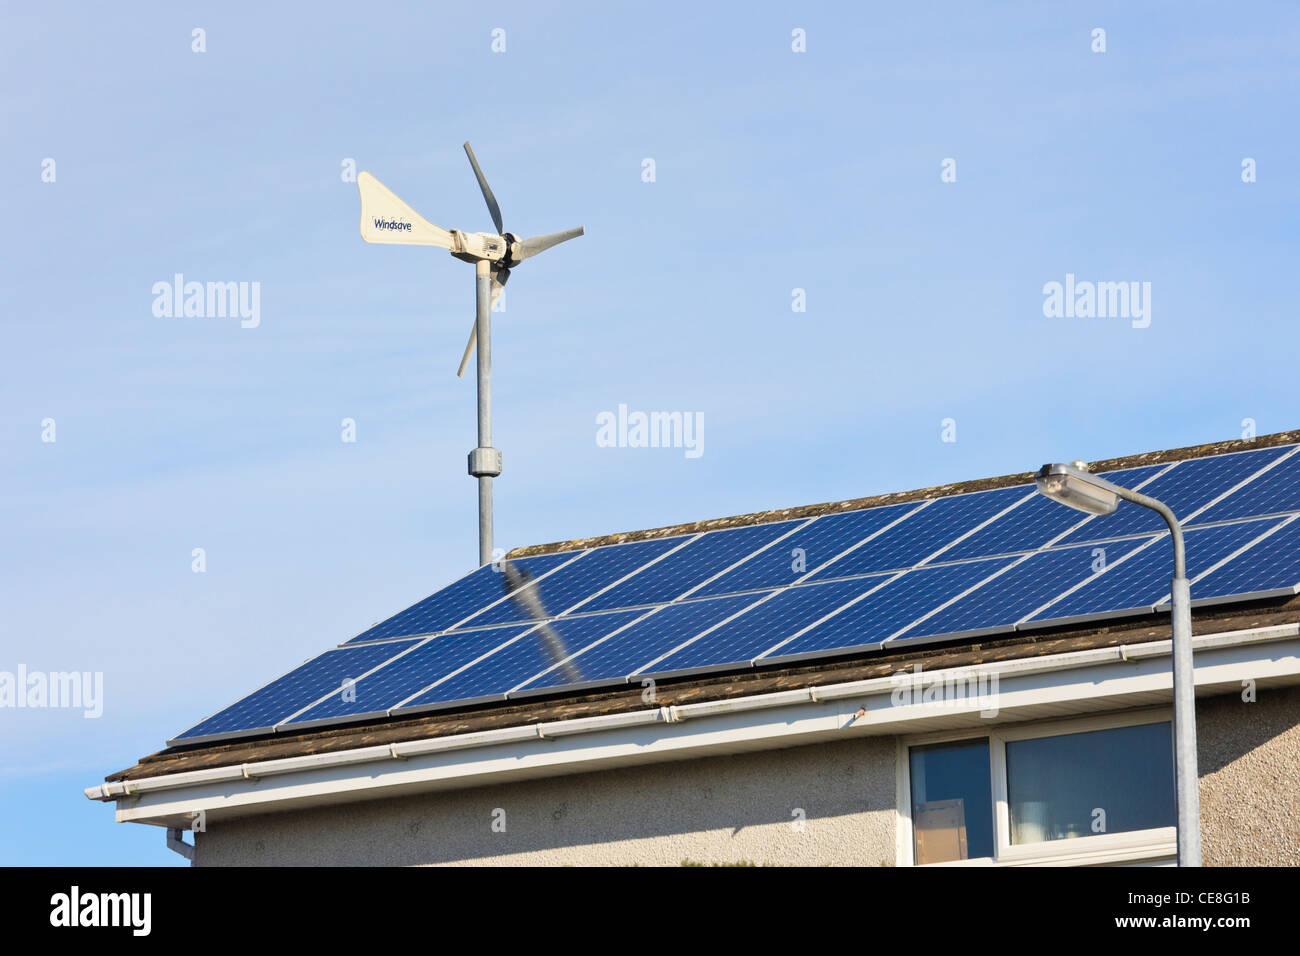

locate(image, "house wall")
[[193, 736, 899, 866], [192, 689, 1300, 866], [1197, 684, 1300, 866]]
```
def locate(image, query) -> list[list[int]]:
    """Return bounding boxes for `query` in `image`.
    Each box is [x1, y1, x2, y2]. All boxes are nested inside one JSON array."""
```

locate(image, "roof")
[[105, 429, 1300, 783], [507, 430, 1300, 557]]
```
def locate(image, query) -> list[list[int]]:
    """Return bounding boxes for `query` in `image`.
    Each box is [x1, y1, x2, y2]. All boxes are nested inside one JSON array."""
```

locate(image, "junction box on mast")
[[468, 447, 503, 478]]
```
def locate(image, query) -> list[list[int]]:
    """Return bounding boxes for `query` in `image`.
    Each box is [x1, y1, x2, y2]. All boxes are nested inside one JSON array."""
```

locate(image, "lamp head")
[[1035, 462, 1120, 516]]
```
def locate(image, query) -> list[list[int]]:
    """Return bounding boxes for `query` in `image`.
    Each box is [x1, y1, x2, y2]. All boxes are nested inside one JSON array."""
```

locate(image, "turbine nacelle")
[[448, 230, 510, 264]]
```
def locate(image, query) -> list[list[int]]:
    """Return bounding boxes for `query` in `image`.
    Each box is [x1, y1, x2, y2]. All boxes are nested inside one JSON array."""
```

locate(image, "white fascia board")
[[89, 623, 1300, 828]]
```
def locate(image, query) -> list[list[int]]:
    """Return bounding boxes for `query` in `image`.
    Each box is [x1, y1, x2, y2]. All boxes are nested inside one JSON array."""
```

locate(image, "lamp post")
[[1035, 461, 1201, 867]]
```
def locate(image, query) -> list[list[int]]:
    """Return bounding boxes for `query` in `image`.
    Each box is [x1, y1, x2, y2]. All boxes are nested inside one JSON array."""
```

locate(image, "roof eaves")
[[104, 591, 1300, 784]]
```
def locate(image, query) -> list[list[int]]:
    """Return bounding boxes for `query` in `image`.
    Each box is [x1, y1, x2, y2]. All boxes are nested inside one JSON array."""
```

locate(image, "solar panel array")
[[171, 443, 1300, 745]]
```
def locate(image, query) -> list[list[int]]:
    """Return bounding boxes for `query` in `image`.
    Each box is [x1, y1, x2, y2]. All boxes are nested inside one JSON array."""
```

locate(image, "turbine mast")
[[468, 259, 502, 566]]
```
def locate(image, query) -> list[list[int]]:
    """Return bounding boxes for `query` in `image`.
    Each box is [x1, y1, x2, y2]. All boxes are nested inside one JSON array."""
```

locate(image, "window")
[[1006, 722, 1174, 844], [909, 739, 993, 864], [900, 711, 1178, 866]]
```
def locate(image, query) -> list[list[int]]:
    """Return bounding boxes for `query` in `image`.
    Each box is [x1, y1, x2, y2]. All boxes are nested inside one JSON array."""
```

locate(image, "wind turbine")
[[356, 143, 584, 567]]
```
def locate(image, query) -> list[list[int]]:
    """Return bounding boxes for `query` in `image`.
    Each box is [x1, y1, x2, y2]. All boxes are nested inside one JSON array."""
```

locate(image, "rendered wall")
[[193, 736, 898, 866], [1197, 684, 1300, 866]]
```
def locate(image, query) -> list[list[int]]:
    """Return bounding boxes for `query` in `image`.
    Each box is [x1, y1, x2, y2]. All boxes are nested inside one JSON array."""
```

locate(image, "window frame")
[[896, 707, 1178, 867]]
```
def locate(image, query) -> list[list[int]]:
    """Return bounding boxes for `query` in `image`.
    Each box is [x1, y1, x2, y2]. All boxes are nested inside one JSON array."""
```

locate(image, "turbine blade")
[[490, 265, 510, 311], [457, 267, 509, 377], [500, 560, 582, 683], [512, 226, 584, 262], [357, 172, 454, 248], [456, 322, 477, 378], [463, 142, 504, 236]]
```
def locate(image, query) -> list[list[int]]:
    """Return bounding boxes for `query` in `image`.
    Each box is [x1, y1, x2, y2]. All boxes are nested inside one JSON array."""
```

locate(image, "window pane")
[[1006, 721, 1174, 844], [909, 739, 993, 863]]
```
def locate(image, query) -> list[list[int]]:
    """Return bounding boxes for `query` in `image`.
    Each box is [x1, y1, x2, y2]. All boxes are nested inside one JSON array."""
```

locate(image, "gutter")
[[85, 622, 1300, 812]]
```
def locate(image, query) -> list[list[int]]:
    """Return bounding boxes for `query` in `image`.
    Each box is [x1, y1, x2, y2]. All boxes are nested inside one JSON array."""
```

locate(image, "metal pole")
[[1169, 573, 1201, 865], [1113, 487, 1201, 866], [470, 259, 497, 567]]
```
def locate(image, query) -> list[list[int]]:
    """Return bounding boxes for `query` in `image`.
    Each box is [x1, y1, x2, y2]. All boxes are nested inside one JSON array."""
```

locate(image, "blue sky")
[[2, 2, 1297, 864]]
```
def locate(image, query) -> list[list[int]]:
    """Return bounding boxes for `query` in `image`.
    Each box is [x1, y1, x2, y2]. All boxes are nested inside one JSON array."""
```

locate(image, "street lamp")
[[1035, 461, 1201, 867]]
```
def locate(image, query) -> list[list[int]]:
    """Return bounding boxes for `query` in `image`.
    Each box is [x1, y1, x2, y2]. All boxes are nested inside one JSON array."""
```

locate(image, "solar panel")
[[1194, 447, 1300, 524], [171, 442, 1300, 747], [897, 537, 1157, 642], [1191, 515, 1300, 602], [644, 576, 893, 675], [939, 464, 1167, 562], [173, 639, 422, 742], [580, 520, 803, 612], [692, 501, 921, 597], [467, 536, 689, 626], [515, 592, 769, 691], [395, 610, 645, 712], [1026, 518, 1285, 627], [771, 556, 1017, 660], [284, 624, 538, 728], [1054, 446, 1292, 546], [806, 486, 1031, 579], [344, 551, 576, 644]]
